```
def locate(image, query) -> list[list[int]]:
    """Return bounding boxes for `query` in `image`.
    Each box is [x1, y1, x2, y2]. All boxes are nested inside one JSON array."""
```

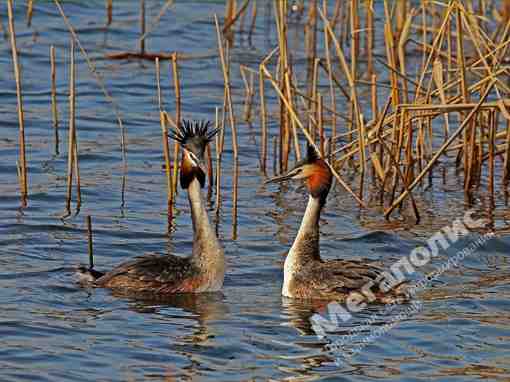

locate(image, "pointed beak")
[[265, 172, 295, 184]]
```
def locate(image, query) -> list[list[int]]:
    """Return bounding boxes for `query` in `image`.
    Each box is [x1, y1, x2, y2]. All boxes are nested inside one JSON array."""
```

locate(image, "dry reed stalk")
[[140, 0, 146, 55], [330, 0, 342, 27], [86, 215, 94, 269], [461, 12, 510, 97], [50, 45, 59, 156], [7, 0, 28, 205], [386, 106, 405, 206], [238, 0, 247, 37], [446, 17, 452, 89], [240, 66, 255, 122], [232, 159, 239, 240], [432, 58, 450, 138], [73, 129, 82, 213], [371, 74, 378, 121], [170, 54, 181, 201], [223, 0, 250, 35], [365, 0, 374, 76], [488, 110, 496, 198], [397, 8, 415, 104], [395, 0, 407, 39], [206, 144, 213, 203], [259, 66, 268, 174], [338, 0, 348, 47], [135, 0, 175, 47], [156, 59, 173, 226], [305, 0, 318, 63], [385, 79, 496, 219], [403, 113, 415, 187], [26, 0, 34, 27], [324, 25, 337, 159], [214, 15, 238, 159], [349, 0, 358, 83], [71, 38, 82, 213], [413, 4, 453, 100], [383, 1, 401, 108], [106, 0, 113, 26], [303, 1, 315, 104], [318, 93, 324, 156], [224, 0, 236, 44], [273, 0, 290, 171], [358, 112, 367, 199], [284, 70, 301, 161], [309, 58, 320, 141], [214, 107, 223, 214], [65, 39, 77, 216], [272, 136, 278, 175]]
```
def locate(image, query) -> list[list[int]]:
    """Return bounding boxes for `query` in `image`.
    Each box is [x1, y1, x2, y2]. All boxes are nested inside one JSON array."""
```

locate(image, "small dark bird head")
[[168, 120, 219, 189], [266, 144, 332, 204]]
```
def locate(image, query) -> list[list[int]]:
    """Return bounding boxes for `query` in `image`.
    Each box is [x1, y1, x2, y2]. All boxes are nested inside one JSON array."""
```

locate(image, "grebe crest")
[[169, 120, 219, 189]]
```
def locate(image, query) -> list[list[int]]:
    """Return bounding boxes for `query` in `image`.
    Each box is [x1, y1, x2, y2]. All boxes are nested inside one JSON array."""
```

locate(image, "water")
[[1, 1, 510, 381]]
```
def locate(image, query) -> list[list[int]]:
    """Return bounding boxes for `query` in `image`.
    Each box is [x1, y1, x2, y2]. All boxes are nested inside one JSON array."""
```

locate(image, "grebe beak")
[[265, 171, 296, 184]]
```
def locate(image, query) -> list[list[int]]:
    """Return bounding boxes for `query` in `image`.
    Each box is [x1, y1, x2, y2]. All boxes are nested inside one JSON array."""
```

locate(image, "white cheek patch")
[[187, 152, 199, 167]]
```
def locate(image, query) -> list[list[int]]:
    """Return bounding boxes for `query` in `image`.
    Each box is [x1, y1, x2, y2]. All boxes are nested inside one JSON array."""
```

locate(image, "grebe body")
[[78, 120, 224, 295], [267, 145, 408, 303]]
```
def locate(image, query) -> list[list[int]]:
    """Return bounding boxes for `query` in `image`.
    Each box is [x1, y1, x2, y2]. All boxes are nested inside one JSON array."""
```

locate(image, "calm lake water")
[[1, 1, 510, 381]]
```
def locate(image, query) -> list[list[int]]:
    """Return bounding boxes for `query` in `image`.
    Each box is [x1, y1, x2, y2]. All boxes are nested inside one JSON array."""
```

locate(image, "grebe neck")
[[282, 195, 323, 296], [290, 195, 323, 261], [187, 178, 224, 270]]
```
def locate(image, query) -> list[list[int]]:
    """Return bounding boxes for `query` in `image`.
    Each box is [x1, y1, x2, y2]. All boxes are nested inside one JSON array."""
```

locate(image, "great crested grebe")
[[78, 120, 225, 294], [267, 145, 409, 303]]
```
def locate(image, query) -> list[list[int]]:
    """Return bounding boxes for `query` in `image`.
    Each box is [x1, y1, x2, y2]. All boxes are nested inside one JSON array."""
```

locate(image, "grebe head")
[[266, 145, 332, 203], [168, 120, 219, 189]]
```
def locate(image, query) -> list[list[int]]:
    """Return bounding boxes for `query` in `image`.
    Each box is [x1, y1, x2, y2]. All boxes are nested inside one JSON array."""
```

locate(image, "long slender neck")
[[287, 195, 323, 265], [187, 178, 223, 268]]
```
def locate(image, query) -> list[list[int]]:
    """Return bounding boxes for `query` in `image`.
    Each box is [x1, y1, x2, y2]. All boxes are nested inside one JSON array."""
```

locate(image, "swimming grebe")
[[78, 120, 225, 294], [267, 145, 408, 303]]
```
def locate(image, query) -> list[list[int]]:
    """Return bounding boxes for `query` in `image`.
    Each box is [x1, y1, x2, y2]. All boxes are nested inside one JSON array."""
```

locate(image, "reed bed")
[[8, 0, 510, 226], [222, 0, 510, 221]]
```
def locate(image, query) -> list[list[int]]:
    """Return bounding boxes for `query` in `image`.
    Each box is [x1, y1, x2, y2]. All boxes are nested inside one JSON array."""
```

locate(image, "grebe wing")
[[304, 259, 385, 294], [97, 254, 193, 286]]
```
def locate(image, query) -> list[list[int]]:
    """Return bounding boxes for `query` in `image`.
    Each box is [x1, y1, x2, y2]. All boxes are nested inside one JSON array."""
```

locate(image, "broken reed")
[[225, 0, 510, 219], [86, 215, 94, 270]]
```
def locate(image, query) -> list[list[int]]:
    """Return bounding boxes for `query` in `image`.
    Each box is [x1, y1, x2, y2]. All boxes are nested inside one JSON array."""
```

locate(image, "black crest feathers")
[[305, 143, 319, 163], [168, 120, 219, 146]]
